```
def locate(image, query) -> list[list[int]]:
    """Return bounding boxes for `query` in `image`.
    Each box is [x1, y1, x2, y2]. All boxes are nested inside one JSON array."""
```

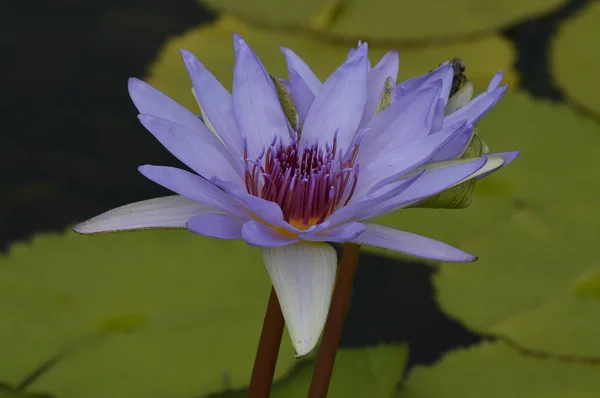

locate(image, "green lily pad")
[[198, 0, 562, 42], [328, 0, 563, 41], [148, 15, 516, 113], [198, 0, 325, 29], [369, 93, 600, 362], [397, 342, 600, 398], [210, 344, 408, 397], [0, 230, 297, 398], [552, 0, 600, 115]]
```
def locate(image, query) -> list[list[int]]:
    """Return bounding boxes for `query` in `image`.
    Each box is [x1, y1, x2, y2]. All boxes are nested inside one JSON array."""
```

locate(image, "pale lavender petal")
[[359, 157, 489, 220], [233, 38, 290, 158], [361, 50, 399, 125], [428, 122, 472, 162], [73, 195, 220, 234], [279, 78, 291, 92], [487, 71, 504, 92], [476, 150, 520, 180], [212, 178, 292, 231], [289, 69, 316, 122], [129, 78, 209, 136], [186, 213, 244, 239], [355, 121, 464, 198], [138, 115, 242, 183], [138, 165, 249, 219], [443, 85, 507, 128], [353, 223, 476, 262], [397, 64, 454, 104], [242, 220, 299, 247], [301, 222, 366, 242], [331, 172, 423, 226], [180, 49, 244, 157], [358, 82, 442, 164], [429, 98, 445, 133], [281, 47, 321, 95], [301, 43, 369, 152]]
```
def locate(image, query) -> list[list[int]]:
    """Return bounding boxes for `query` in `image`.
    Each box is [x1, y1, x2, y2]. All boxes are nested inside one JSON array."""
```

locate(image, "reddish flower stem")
[[308, 242, 361, 398], [248, 286, 285, 398]]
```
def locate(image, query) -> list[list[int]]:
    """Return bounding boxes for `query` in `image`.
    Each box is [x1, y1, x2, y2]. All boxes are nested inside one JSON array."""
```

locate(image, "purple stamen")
[[244, 135, 361, 228]]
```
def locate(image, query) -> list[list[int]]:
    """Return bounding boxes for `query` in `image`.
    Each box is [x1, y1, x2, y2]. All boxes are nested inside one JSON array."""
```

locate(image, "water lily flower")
[[74, 35, 518, 357]]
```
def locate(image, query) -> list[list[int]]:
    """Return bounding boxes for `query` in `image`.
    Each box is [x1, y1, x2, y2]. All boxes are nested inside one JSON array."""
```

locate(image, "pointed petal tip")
[[179, 48, 193, 59], [262, 242, 337, 358], [233, 33, 248, 52], [72, 223, 89, 235], [127, 77, 143, 93]]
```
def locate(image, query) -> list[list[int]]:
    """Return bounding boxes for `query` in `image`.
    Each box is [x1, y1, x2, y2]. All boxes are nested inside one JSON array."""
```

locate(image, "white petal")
[[445, 81, 474, 115], [73, 195, 220, 234], [262, 242, 337, 357], [421, 155, 505, 189]]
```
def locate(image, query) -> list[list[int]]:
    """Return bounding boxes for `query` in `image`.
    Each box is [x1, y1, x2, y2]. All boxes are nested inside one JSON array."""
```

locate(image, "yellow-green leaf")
[[398, 342, 600, 398], [0, 230, 297, 398], [552, 0, 600, 115], [329, 0, 563, 41]]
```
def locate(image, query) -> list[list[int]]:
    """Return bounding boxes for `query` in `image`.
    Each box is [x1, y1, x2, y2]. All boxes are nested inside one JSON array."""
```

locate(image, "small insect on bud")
[[449, 58, 467, 97]]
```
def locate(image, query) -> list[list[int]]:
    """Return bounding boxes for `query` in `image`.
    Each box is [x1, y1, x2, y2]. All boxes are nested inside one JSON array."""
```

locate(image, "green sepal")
[[411, 128, 484, 209], [375, 76, 395, 115], [271, 74, 301, 131]]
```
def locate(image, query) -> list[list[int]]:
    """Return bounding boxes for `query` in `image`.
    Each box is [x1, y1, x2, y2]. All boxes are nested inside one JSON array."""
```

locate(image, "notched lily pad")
[[198, 0, 325, 27], [0, 230, 296, 398], [552, 0, 600, 116], [327, 0, 564, 42], [398, 342, 600, 398]]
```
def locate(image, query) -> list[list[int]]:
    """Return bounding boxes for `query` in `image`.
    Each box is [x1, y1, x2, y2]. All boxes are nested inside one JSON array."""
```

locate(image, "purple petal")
[[428, 122, 473, 162], [73, 195, 220, 234], [301, 43, 369, 152], [361, 50, 399, 125], [138, 115, 242, 183], [353, 223, 476, 262], [397, 64, 454, 104], [329, 172, 423, 226], [242, 220, 299, 247], [476, 150, 520, 180], [186, 213, 243, 239], [487, 71, 504, 92], [138, 165, 249, 218], [180, 49, 244, 158], [128, 78, 207, 136], [233, 37, 290, 158], [289, 69, 316, 122], [301, 222, 366, 242], [359, 157, 489, 219], [443, 85, 507, 128], [281, 47, 321, 95], [355, 121, 465, 198], [212, 178, 292, 231], [358, 82, 442, 164]]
